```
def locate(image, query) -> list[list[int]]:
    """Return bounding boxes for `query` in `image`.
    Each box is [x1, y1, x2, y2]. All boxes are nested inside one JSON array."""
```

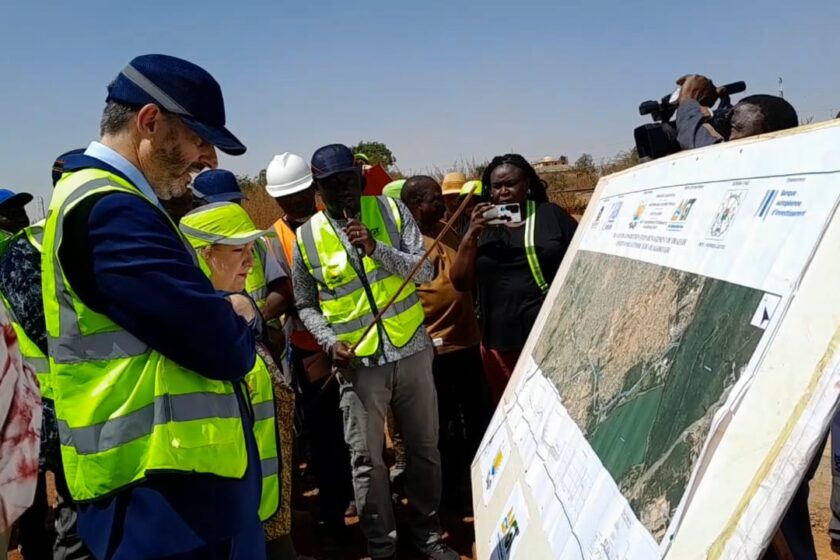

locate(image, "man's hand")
[[677, 74, 719, 107], [331, 341, 355, 369], [343, 219, 376, 256]]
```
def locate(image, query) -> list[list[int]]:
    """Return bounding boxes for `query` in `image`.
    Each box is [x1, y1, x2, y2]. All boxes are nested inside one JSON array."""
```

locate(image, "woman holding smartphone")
[[450, 154, 578, 405]]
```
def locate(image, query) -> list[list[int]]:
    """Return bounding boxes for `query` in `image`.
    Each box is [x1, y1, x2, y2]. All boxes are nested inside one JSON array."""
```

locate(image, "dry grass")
[[241, 185, 283, 229], [542, 171, 595, 216]]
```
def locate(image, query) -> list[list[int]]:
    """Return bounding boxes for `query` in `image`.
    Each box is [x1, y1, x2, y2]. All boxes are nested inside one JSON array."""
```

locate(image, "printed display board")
[[472, 121, 840, 559]]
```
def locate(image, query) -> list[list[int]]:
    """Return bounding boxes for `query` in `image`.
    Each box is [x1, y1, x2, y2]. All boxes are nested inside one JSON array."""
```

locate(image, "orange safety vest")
[[273, 218, 322, 352]]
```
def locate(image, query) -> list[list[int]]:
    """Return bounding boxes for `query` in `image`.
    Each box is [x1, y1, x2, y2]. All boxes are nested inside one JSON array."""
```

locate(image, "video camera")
[[633, 81, 746, 161]]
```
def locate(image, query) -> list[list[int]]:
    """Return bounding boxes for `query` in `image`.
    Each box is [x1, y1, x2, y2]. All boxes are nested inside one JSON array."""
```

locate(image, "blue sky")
[[2, 0, 840, 213]]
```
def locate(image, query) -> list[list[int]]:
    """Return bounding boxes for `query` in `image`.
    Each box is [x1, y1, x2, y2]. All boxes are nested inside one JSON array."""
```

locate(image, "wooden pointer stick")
[[322, 185, 479, 389]]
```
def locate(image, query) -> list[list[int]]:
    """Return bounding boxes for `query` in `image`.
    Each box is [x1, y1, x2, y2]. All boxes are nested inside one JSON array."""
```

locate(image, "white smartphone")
[[483, 203, 522, 225]]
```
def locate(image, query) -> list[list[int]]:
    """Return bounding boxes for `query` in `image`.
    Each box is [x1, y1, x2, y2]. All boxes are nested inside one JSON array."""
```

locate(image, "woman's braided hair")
[[480, 154, 549, 204]]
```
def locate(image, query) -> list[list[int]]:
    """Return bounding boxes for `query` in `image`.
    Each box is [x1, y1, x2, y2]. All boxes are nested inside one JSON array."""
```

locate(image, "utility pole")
[[778, 77, 784, 98]]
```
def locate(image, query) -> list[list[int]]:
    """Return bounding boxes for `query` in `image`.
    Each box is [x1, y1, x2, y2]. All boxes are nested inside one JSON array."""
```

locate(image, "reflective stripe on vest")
[[44, 168, 248, 502], [244, 356, 281, 521], [524, 200, 549, 294], [0, 224, 51, 397], [25, 222, 45, 253], [296, 196, 424, 357], [1, 294, 51, 398], [272, 219, 322, 352], [245, 238, 268, 309], [194, 236, 281, 522]]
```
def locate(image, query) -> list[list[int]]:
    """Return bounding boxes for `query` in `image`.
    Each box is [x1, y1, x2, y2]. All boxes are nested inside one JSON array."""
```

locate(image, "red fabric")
[[362, 164, 392, 196], [0, 308, 41, 532], [480, 344, 520, 407]]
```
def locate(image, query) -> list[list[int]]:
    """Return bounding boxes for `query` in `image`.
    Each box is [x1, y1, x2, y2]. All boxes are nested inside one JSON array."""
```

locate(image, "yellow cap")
[[382, 179, 406, 199], [179, 202, 265, 249], [460, 180, 483, 197]]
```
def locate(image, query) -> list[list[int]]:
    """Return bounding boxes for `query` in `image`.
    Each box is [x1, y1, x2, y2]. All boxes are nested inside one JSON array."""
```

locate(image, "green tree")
[[236, 169, 267, 194], [350, 141, 396, 168], [574, 153, 596, 172], [600, 148, 640, 176]]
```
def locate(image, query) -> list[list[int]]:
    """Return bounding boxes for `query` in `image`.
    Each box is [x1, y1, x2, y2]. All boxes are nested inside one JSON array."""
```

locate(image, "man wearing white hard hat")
[[264, 153, 354, 546]]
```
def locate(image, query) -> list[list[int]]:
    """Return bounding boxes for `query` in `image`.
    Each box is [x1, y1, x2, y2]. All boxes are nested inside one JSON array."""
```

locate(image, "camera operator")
[[678, 73, 816, 560], [675, 74, 798, 149]]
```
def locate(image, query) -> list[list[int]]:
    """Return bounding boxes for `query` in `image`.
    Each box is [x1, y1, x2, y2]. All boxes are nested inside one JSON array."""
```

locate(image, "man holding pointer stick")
[[292, 144, 460, 560]]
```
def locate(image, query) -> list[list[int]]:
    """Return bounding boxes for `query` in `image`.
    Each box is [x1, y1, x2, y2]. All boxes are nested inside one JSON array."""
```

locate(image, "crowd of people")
[[0, 53, 578, 560], [0, 54, 831, 560]]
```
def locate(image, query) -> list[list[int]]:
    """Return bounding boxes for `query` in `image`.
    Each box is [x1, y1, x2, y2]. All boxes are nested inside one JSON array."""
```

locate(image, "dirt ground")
[[7, 449, 839, 560], [809, 444, 837, 559]]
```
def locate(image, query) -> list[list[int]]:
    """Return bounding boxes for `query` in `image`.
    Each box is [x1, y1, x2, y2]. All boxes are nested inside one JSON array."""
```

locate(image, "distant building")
[[533, 155, 572, 173]]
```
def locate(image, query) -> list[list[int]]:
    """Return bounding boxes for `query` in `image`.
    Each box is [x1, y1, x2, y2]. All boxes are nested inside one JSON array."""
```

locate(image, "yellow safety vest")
[[0, 223, 51, 398], [192, 236, 282, 521], [296, 196, 425, 357], [0, 228, 12, 254], [246, 238, 268, 309], [244, 354, 280, 521], [43, 168, 256, 502]]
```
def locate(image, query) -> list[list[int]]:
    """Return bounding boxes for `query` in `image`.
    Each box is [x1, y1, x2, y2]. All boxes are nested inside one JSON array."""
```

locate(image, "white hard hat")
[[265, 152, 313, 198]]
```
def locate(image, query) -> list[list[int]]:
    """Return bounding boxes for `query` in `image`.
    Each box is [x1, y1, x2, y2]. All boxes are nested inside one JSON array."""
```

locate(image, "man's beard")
[[149, 129, 197, 200]]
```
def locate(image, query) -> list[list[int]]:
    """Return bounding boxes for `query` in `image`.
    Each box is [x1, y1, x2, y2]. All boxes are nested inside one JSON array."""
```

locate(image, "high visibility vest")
[[194, 240, 281, 521], [296, 196, 425, 357], [43, 168, 253, 502], [272, 218, 296, 267], [244, 353, 280, 521], [0, 222, 51, 398], [246, 238, 268, 310], [273, 219, 320, 352], [0, 228, 12, 254], [524, 200, 549, 294]]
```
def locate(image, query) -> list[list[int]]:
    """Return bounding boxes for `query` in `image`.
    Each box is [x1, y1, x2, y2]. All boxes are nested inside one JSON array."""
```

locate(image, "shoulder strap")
[[524, 200, 549, 295]]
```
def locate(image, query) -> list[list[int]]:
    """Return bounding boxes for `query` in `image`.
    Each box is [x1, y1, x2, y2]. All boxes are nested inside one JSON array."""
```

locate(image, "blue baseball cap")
[[192, 169, 245, 203], [0, 189, 33, 209], [311, 144, 360, 180], [107, 54, 246, 156]]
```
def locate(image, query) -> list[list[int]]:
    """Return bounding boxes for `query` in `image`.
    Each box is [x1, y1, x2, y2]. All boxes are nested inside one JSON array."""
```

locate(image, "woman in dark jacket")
[[450, 154, 578, 405]]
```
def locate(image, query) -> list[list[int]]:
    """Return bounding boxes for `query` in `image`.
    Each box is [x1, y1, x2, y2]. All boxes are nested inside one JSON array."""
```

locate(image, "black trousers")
[[432, 344, 491, 512], [293, 345, 354, 526]]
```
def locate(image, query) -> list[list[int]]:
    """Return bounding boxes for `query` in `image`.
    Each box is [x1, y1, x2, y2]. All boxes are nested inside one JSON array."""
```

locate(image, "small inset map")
[[533, 250, 764, 540]]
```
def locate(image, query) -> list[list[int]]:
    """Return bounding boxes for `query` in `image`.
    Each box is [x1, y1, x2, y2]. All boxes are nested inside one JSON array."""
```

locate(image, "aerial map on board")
[[532, 250, 764, 540]]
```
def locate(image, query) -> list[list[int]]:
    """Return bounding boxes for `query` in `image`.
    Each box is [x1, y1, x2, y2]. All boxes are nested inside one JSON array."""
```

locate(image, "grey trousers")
[[338, 347, 442, 559]]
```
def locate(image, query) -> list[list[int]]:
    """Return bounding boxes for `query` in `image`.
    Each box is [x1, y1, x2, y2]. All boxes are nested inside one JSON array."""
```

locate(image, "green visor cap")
[[460, 180, 483, 196], [382, 179, 407, 199], [179, 202, 265, 249]]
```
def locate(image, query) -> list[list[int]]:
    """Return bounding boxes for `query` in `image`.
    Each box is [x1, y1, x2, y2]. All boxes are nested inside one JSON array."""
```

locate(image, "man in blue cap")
[[0, 188, 33, 243], [40, 54, 266, 559], [293, 144, 458, 560]]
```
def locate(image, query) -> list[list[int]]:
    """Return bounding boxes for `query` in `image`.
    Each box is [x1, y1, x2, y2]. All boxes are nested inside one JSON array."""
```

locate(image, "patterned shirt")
[[292, 198, 433, 367], [0, 305, 41, 532], [0, 237, 59, 470]]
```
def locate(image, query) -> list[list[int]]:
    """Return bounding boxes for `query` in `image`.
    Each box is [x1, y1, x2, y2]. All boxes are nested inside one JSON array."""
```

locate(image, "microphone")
[[344, 209, 367, 257]]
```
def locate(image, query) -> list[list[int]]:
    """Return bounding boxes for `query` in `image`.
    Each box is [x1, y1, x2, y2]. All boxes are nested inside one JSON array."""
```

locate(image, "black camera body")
[[634, 81, 746, 161]]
